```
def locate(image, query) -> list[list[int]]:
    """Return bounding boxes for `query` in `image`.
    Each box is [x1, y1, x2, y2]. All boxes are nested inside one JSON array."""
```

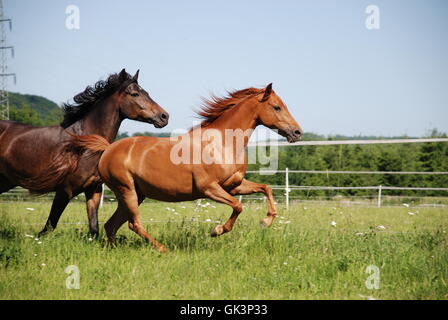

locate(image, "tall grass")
[[0, 200, 447, 299]]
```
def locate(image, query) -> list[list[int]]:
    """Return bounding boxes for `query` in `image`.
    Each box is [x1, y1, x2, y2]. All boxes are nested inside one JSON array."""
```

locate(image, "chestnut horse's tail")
[[69, 133, 111, 153]]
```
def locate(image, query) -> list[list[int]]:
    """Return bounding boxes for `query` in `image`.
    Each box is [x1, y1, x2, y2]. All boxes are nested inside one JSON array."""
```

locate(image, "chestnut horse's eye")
[[130, 93, 139, 97], [273, 105, 281, 112]]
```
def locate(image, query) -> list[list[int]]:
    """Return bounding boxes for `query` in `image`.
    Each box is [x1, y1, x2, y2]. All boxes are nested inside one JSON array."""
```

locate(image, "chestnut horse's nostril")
[[294, 129, 302, 136], [160, 112, 169, 121]]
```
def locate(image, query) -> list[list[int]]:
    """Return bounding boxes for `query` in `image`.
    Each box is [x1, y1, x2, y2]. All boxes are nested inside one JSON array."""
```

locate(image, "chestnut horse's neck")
[[66, 95, 122, 142], [196, 96, 259, 145]]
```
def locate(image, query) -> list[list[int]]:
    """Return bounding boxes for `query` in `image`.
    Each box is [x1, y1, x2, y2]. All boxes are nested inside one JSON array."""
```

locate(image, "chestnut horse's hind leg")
[[104, 202, 129, 245], [107, 188, 166, 252], [230, 179, 277, 228], [39, 190, 71, 236], [204, 183, 243, 237], [84, 183, 103, 237]]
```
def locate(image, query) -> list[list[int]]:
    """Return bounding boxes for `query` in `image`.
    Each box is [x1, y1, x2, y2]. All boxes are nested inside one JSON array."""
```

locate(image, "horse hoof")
[[210, 225, 224, 237], [260, 218, 272, 228], [156, 245, 168, 253], [38, 229, 50, 237]]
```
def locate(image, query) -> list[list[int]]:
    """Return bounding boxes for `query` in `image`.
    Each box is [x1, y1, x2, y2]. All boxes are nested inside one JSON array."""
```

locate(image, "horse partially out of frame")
[[0, 69, 169, 236], [71, 83, 302, 251]]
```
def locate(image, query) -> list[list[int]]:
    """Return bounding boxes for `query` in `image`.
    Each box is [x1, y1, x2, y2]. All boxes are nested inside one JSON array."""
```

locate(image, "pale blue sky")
[[4, 0, 448, 136]]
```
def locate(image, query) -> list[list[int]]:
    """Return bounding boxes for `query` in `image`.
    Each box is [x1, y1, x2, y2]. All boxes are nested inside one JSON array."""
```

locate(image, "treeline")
[[246, 130, 448, 197], [116, 131, 171, 140], [8, 92, 63, 126]]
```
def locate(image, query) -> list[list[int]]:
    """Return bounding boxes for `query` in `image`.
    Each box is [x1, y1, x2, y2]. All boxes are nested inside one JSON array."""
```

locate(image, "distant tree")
[[116, 132, 130, 140], [7, 91, 63, 126], [9, 105, 43, 126]]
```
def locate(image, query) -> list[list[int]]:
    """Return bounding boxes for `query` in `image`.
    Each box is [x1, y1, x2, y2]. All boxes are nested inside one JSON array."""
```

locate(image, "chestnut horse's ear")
[[260, 83, 273, 102], [132, 69, 140, 82], [119, 68, 128, 81]]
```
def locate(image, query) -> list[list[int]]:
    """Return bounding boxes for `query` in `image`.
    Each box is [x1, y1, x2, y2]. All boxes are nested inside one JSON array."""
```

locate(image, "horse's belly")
[[135, 175, 200, 202]]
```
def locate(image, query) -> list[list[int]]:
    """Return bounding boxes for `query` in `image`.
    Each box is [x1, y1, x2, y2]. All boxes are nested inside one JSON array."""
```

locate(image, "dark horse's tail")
[[21, 133, 109, 194], [69, 133, 111, 153]]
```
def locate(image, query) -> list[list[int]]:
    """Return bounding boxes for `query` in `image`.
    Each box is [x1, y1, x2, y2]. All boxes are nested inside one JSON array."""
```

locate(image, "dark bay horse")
[[72, 84, 303, 252], [0, 69, 169, 236]]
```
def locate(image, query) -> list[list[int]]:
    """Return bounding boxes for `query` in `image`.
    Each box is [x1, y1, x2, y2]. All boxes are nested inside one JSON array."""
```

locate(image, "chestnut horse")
[[0, 69, 169, 236], [72, 84, 303, 251]]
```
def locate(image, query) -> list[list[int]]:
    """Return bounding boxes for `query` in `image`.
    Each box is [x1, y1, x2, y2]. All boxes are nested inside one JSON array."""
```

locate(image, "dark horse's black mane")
[[60, 71, 132, 128]]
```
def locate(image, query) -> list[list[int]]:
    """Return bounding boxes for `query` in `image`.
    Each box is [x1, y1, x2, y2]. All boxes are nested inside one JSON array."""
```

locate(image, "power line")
[[0, 0, 16, 120]]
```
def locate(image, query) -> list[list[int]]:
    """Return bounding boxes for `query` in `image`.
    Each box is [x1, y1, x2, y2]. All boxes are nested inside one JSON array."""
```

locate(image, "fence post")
[[99, 184, 104, 208], [377, 185, 382, 207], [285, 167, 289, 210]]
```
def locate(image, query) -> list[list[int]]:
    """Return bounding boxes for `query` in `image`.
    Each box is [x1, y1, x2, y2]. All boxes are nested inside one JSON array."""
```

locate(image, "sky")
[[4, 0, 448, 137]]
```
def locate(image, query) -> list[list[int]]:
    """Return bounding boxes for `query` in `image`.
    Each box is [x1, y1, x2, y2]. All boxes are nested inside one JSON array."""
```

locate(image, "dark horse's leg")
[[84, 183, 103, 237], [38, 190, 71, 236]]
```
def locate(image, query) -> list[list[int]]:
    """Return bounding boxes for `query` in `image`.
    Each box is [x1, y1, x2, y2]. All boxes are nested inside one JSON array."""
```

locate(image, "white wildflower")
[[26, 208, 35, 211], [330, 221, 337, 227], [376, 225, 386, 230]]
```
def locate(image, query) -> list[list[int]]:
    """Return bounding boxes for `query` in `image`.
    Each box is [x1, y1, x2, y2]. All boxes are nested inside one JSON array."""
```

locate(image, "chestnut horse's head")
[[116, 69, 169, 128], [254, 83, 303, 142]]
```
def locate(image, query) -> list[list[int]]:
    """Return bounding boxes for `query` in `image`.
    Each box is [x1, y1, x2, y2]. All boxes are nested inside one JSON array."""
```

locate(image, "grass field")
[[0, 200, 447, 300]]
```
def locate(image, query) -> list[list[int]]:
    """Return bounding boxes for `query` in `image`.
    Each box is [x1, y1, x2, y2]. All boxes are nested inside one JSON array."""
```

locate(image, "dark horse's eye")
[[130, 93, 139, 97], [273, 105, 281, 111]]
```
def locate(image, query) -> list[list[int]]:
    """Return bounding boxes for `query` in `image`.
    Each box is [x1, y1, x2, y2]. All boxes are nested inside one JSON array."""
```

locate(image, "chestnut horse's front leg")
[[203, 183, 242, 237], [229, 179, 277, 228]]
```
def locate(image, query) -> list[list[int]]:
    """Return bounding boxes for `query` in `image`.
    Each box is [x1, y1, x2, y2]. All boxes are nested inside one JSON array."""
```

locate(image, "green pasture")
[[0, 200, 447, 300]]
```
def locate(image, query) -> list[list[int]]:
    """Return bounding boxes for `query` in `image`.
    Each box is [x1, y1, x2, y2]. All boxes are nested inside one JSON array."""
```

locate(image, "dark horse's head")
[[61, 69, 169, 128]]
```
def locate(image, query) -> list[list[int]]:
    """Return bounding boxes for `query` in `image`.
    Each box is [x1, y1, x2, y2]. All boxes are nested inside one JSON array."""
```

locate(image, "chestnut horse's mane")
[[196, 87, 265, 127]]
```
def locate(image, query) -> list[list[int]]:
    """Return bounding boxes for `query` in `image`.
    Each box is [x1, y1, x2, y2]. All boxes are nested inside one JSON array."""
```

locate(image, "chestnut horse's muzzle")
[[285, 127, 303, 143]]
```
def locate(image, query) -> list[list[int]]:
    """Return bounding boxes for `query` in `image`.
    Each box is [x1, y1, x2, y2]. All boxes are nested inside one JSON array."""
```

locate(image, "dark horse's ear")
[[132, 69, 140, 82], [119, 68, 128, 81], [260, 83, 273, 102]]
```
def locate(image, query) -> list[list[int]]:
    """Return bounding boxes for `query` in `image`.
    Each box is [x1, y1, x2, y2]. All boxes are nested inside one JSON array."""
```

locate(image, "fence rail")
[[1, 169, 447, 209], [247, 170, 448, 175], [248, 137, 448, 147], [247, 167, 448, 209]]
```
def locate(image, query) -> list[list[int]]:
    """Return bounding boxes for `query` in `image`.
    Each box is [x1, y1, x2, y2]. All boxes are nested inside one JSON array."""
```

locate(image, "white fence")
[[246, 169, 448, 208], [1, 138, 447, 208], [245, 137, 448, 208]]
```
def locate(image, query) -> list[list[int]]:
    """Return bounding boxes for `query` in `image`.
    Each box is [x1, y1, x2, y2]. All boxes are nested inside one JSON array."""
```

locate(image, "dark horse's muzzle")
[[152, 111, 169, 128]]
